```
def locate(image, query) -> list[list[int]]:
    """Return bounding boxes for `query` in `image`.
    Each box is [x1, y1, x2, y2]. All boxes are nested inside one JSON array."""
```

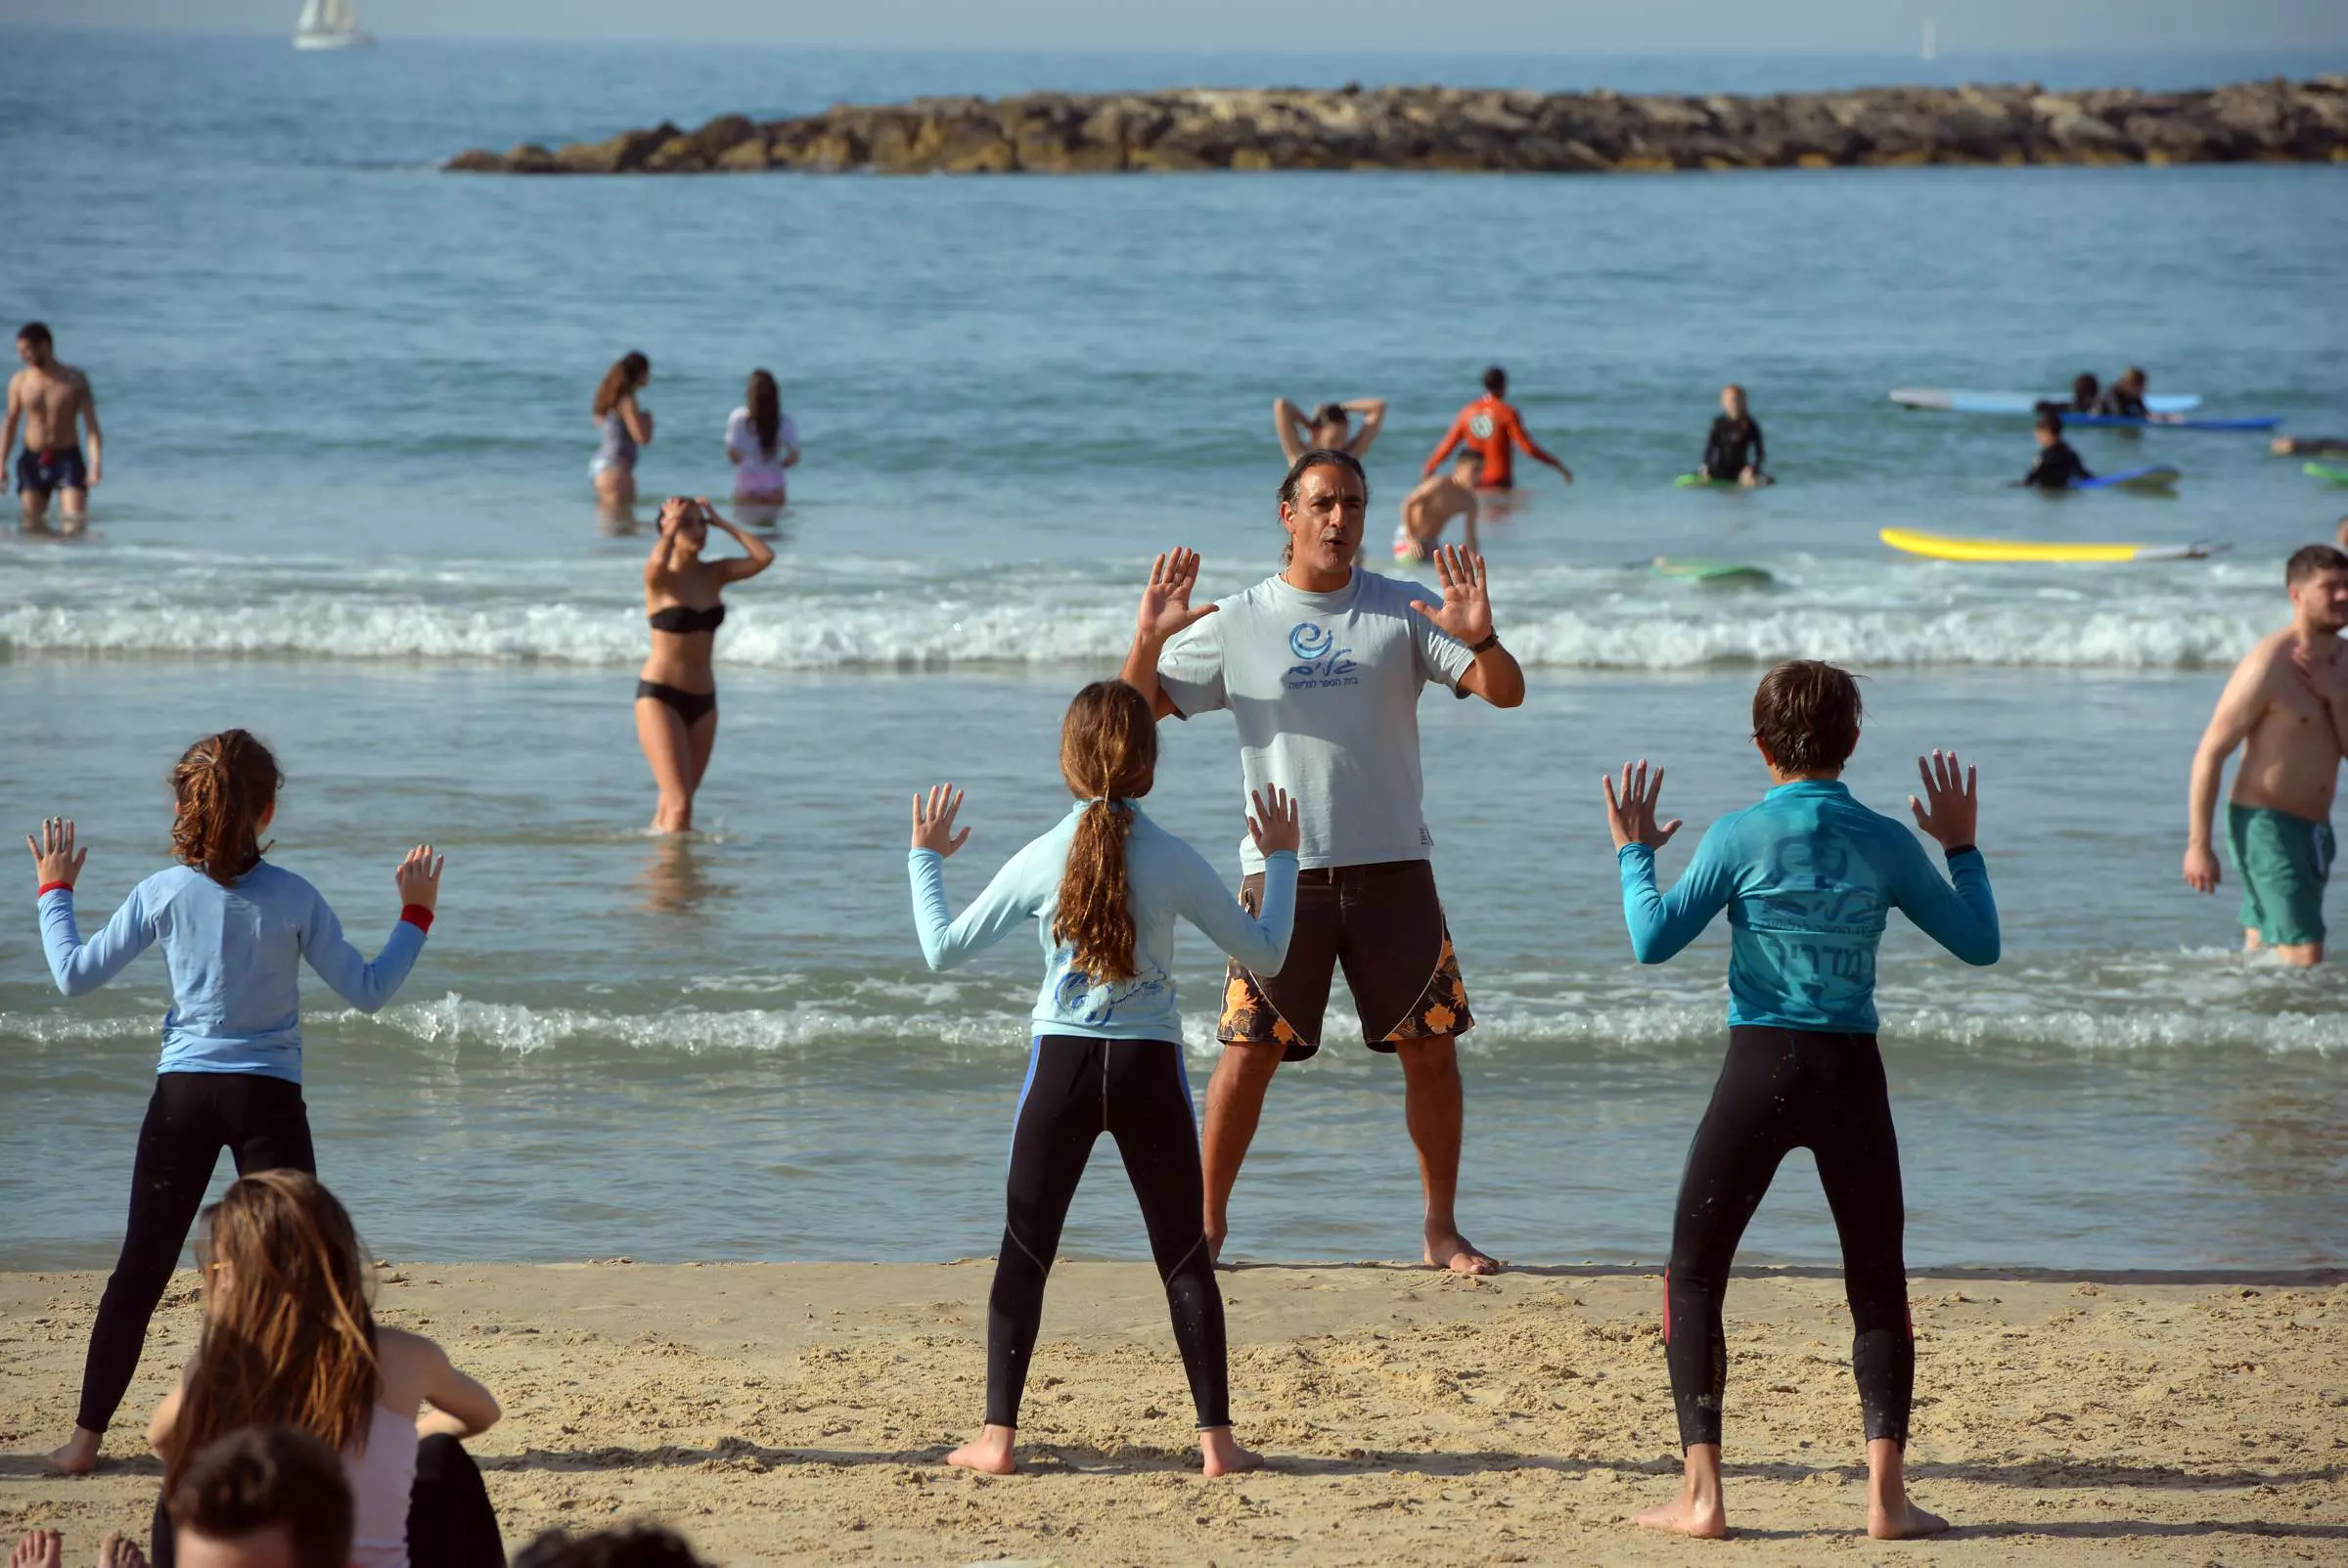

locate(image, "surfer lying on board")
[[1423, 366, 1571, 491], [2095, 367, 2149, 420], [1274, 396, 1384, 465], [1699, 384, 1770, 486], [1392, 456, 1480, 563], [2185, 544, 2348, 965], [2018, 408, 2092, 489], [2067, 373, 2100, 413], [2276, 436, 2348, 457]]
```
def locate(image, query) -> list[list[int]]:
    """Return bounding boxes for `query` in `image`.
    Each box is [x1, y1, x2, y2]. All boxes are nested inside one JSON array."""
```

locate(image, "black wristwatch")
[[1468, 632, 1502, 654]]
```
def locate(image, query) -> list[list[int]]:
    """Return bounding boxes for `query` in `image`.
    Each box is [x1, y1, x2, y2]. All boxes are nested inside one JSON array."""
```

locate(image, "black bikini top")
[[649, 604, 726, 635]]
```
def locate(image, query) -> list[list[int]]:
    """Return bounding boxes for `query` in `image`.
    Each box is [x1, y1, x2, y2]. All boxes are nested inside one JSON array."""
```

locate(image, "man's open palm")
[[1139, 549, 1218, 644], [1410, 546, 1494, 647]]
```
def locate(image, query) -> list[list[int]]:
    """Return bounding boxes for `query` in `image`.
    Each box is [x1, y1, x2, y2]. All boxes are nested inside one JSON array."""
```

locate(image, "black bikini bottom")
[[636, 680, 716, 725]]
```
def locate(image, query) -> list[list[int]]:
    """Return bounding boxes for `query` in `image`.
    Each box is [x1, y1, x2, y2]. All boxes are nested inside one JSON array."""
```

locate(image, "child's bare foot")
[[98, 1534, 148, 1568], [11, 1530, 63, 1568], [1868, 1498, 1950, 1539], [41, 1428, 100, 1476], [945, 1423, 1016, 1476], [1423, 1228, 1501, 1276], [1198, 1426, 1262, 1478], [1634, 1492, 1728, 1539]]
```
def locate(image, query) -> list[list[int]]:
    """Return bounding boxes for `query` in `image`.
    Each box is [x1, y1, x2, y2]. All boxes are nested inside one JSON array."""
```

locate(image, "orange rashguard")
[[1423, 395, 1560, 488]]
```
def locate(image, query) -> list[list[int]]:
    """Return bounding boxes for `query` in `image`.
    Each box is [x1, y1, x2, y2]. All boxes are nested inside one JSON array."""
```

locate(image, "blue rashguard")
[[1616, 779, 1999, 1031], [37, 861, 431, 1083], [909, 800, 1296, 1040]]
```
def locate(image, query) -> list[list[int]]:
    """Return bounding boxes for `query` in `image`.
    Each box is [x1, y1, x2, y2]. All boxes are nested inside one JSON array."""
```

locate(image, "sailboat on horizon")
[[294, 0, 373, 50], [1920, 18, 1937, 62]]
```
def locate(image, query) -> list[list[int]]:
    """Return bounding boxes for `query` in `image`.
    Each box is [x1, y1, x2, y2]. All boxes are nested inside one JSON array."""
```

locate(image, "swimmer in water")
[[2276, 436, 2348, 457], [1602, 660, 1998, 1543], [636, 496, 775, 833], [1697, 384, 1770, 486], [1392, 455, 1481, 563], [725, 369, 799, 508], [2094, 366, 2149, 420], [590, 352, 654, 511], [908, 680, 1300, 1479], [1274, 395, 1385, 465], [6, 322, 104, 534], [1422, 366, 1570, 491], [2067, 372, 2100, 414], [2019, 407, 2093, 489]]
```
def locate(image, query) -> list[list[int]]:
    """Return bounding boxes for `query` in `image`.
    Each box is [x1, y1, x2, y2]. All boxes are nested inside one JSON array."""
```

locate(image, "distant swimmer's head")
[[1053, 680, 1159, 985], [170, 1171, 377, 1501], [593, 351, 651, 417], [1277, 447, 1369, 572], [16, 321, 51, 367], [171, 730, 284, 887], [1750, 660, 1864, 782], [746, 369, 782, 453], [2285, 544, 2348, 633], [1309, 402, 1350, 447], [2034, 406, 2063, 445], [1721, 383, 1747, 419], [1482, 366, 1508, 397], [2072, 372, 2100, 410]]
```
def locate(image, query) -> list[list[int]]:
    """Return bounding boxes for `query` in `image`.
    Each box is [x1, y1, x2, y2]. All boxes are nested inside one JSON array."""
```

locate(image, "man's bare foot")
[[98, 1534, 148, 1568], [945, 1423, 1016, 1476], [41, 1428, 100, 1476], [1868, 1498, 1950, 1539], [1199, 1426, 1262, 1478], [11, 1530, 63, 1568], [1424, 1230, 1502, 1276], [1635, 1493, 1728, 1539]]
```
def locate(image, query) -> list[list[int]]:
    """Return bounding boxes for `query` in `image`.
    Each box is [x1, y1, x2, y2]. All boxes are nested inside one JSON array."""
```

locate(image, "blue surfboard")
[[2062, 413, 2279, 430], [1892, 387, 2201, 415], [2075, 466, 2181, 491]]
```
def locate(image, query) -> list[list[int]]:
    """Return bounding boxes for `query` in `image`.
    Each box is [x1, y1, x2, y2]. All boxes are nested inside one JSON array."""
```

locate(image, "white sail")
[[295, 0, 326, 30], [294, 0, 370, 49], [1920, 19, 1937, 61], [322, 0, 357, 31]]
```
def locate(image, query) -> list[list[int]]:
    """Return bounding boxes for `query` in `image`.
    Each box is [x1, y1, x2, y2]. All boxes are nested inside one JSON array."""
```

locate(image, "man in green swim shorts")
[[2186, 544, 2348, 964]]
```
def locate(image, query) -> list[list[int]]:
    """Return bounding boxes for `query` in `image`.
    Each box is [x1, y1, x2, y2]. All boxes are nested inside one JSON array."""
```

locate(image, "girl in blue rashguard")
[[26, 729, 444, 1476], [1601, 661, 1999, 1544]]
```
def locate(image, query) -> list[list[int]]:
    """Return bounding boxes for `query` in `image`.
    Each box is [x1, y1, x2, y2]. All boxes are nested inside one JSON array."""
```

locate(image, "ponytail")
[[1051, 681, 1158, 984], [170, 730, 283, 886]]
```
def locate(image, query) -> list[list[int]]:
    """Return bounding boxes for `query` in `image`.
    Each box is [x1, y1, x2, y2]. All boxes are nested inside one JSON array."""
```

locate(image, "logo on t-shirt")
[[1285, 621, 1358, 690], [1468, 413, 1496, 440]]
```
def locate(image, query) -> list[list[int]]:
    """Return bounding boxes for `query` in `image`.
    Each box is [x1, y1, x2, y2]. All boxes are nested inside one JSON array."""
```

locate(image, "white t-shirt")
[[1157, 568, 1475, 874], [726, 406, 799, 491]]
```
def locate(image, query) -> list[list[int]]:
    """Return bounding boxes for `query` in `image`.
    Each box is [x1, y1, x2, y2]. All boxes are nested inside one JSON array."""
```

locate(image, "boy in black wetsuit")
[[1699, 384, 1769, 486], [2021, 407, 2093, 489]]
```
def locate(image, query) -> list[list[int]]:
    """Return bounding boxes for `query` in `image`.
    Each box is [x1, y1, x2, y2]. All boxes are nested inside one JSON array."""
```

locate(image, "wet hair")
[[2285, 543, 2348, 588], [168, 1427, 354, 1568], [1278, 446, 1368, 509], [1051, 681, 1158, 985], [2123, 365, 2146, 389], [514, 1527, 714, 1568], [167, 1172, 380, 1496], [1309, 401, 1347, 430], [170, 730, 283, 886], [1752, 659, 1864, 777], [2072, 372, 2100, 409], [745, 369, 781, 456], [593, 351, 650, 418], [1482, 365, 1508, 395], [17, 321, 51, 349], [2035, 406, 2063, 436]]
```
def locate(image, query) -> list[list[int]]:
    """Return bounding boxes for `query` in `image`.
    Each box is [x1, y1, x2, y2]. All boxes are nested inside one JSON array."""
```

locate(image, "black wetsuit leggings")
[[987, 1035, 1228, 1430], [80, 1072, 317, 1434], [1664, 1027, 1913, 1451], [150, 1433, 503, 1567]]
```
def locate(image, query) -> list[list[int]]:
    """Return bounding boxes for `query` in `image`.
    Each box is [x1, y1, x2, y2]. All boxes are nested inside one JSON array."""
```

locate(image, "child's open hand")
[[26, 818, 87, 890], [394, 845, 445, 912]]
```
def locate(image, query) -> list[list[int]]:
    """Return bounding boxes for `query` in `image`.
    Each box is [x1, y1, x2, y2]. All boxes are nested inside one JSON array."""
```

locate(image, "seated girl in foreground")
[[145, 1171, 506, 1568], [907, 679, 1300, 1477]]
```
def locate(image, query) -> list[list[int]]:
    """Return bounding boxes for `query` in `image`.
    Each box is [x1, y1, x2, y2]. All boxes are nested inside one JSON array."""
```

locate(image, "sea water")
[[2, 34, 2344, 1270]]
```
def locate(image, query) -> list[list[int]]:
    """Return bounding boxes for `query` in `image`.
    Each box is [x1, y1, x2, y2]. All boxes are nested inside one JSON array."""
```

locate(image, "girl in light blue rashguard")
[[908, 679, 1299, 1480], [25, 729, 444, 1477]]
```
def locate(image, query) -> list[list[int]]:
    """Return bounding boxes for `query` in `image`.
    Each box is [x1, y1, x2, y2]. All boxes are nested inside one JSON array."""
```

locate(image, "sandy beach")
[[3, 1260, 2341, 1563]]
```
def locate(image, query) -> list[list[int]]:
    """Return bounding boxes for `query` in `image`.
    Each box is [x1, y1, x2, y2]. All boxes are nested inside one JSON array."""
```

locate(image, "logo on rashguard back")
[[1286, 621, 1358, 691], [1468, 413, 1496, 440]]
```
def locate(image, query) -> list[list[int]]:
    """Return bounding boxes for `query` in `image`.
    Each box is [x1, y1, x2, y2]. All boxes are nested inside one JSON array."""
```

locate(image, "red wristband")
[[37, 881, 73, 898], [399, 904, 435, 933]]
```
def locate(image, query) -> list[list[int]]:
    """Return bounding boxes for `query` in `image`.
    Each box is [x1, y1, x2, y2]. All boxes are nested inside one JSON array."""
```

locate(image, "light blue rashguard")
[[1616, 779, 2000, 1032], [37, 861, 431, 1083], [909, 800, 1297, 1040]]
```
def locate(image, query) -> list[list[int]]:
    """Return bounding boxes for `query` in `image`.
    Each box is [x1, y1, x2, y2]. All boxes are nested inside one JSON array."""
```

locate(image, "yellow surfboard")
[[1878, 528, 2221, 564]]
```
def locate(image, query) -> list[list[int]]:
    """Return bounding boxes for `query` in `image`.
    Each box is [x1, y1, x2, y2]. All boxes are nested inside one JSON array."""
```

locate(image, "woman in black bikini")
[[636, 496, 773, 832]]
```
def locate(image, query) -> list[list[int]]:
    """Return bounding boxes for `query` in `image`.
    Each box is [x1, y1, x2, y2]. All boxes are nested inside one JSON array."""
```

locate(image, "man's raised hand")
[[1602, 760, 1681, 852], [1137, 549, 1219, 646], [1409, 545, 1494, 648]]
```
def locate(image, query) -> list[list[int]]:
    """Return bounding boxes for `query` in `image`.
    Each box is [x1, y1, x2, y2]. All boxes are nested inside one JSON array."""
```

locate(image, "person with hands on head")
[[1603, 659, 1998, 1545], [26, 730, 443, 1479], [1274, 395, 1386, 465], [636, 495, 774, 833], [1120, 447, 1523, 1279], [2184, 544, 2348, 963], [905, 680, 1300, 1480]]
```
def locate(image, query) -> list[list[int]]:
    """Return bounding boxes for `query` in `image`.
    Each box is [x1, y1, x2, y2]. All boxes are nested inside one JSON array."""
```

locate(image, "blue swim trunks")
[[15, 445, 88, 494]]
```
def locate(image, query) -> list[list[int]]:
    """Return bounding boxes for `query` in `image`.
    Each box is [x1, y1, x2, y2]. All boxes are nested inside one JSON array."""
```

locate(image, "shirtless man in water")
[[1392, 455, 1480, 563], [2186, 544, 2348, 964], [5, 323, 103, 533]]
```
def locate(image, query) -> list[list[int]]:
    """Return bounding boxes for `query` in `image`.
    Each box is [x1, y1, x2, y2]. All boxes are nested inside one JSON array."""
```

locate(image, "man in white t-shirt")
[[1119, 446, 1526, 1275]]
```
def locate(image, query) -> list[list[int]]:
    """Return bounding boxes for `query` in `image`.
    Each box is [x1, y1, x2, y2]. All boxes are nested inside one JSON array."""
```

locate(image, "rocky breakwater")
[[447, 78, 2348, 176]]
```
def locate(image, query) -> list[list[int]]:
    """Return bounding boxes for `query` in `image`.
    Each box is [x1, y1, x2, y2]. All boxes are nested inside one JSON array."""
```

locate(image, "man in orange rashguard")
[[1423, 366, 1572, 491]]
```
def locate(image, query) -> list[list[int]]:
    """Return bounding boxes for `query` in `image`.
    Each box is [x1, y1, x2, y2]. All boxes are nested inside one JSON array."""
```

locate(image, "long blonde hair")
[[166, 1172, 380, 1494], [1051, 682, 1157, 984]]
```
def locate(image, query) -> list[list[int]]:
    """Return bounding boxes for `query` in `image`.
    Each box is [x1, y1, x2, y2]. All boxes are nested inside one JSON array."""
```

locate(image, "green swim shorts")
[[2227, 803, 2334, 948]]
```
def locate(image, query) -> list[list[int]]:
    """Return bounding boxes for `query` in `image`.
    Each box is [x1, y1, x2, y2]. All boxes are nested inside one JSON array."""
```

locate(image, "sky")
[[7, 0, 2346, 53]]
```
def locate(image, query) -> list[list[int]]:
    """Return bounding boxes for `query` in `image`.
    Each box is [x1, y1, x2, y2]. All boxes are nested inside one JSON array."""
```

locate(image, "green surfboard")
[[1674, 472, 1738, 489], [1652, 556, 1773, 587], [2307, 461, 2348, 484]]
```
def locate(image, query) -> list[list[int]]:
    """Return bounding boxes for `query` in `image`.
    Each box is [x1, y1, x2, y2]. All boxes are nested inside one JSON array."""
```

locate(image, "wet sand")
[[3, 1261, 2342, 1563]]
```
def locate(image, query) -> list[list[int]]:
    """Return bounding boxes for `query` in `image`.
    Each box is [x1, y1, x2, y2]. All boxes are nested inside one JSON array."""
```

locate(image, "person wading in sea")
[[6, 322, 103, 533], [1120, 446, 1525, 1275]]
